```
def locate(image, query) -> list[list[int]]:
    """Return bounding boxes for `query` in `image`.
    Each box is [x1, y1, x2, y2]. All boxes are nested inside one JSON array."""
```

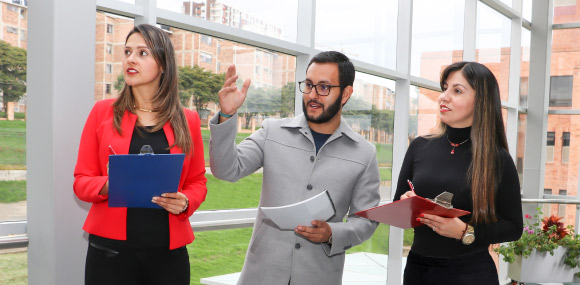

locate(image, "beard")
[[302, 93, 343, 124]]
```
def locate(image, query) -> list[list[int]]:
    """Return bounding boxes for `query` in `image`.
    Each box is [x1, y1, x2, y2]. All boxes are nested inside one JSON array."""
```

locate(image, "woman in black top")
[[394, 61, 523, 284]]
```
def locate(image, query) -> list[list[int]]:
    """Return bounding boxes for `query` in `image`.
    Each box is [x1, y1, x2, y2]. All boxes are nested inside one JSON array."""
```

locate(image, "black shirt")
[[393, 126, 523, 257], [90, 125, 170, 249], [311, 129, 332, 154]]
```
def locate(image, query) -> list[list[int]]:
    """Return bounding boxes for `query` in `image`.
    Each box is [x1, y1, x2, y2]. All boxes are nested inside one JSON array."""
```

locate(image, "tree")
[[0, 41, 27, 118], [279, 82, 296, 117], [178, 65, 223, 117], [114, 73, 125, 94]]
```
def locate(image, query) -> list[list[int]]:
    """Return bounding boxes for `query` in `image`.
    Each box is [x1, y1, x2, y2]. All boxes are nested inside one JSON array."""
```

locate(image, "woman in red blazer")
[[74, 24, 207, 285]]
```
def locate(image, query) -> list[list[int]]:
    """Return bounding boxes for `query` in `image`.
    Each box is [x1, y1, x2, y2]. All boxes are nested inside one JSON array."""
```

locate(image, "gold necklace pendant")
[[134, 105, 154, 113]]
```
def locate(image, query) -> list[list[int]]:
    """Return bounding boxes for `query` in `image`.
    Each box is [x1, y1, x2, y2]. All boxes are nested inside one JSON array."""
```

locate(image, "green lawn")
[[0, 112, 26, 120], [0, 251, 27, 285], [0, 120, 26, 170], [200, 174, 262, 210], [0, 181, 26, 203]]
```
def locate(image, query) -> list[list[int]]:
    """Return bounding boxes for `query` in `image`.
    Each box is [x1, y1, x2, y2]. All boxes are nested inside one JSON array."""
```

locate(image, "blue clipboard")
[[108, 153, 185, 209]]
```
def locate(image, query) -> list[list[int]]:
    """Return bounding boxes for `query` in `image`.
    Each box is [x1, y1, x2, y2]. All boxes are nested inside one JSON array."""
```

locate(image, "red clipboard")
[[354, 195, 470, 229]]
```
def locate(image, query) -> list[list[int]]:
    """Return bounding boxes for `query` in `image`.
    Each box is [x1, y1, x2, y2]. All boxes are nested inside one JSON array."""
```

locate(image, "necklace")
[[446, 135, 469, 155], [134, 105, 154, 113]]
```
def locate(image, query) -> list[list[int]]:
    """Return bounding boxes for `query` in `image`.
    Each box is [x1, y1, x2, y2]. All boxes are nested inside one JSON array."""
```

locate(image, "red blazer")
[[73, 99, 207, 250]]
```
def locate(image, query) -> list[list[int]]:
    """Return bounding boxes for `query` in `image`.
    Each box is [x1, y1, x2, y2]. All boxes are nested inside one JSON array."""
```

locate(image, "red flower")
[[525, 214, 531, 219], [542, 215, 569, 240]]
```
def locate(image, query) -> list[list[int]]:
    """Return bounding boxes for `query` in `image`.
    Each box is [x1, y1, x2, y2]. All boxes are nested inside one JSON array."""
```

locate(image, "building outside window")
[[520, 77, 528, 107], [6, 27, 18, 34], [107, 23, 113, 34], [549, 76, 573, 107], [105, 64, 112, 74], [547, 131, 555, 162], [562, 132, 570, 163], [200, 52, 212, 64], [106, 44, 112, 54], [201, 34, 212, 45], [105, 84, 111, 94]]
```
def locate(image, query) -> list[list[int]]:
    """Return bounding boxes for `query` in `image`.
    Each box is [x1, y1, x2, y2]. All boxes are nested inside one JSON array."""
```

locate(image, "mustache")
[[307, 100, 323, 106]]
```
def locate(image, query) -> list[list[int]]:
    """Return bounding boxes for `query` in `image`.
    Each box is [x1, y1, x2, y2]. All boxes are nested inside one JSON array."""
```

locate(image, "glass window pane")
[[169, 26, 296, 210], [413, 87, 440, 138], [523, 0, 532, 21], [315, 0, 398, 70], [553, 0, 580, 25], [95, 12, 135, 102], [516, 113, 526, 187], [476, 3, 512, 102], [0, 1, 27, 224], [190, 228, 252, 282], [544, 115, 579, 227], [411, 0, 464, 82], [159, 0, 298, 43], [520, 28, 530, 108], [551, 29, 580, 110], [343, 72, 395, 201], [498, 0, 512, 7]]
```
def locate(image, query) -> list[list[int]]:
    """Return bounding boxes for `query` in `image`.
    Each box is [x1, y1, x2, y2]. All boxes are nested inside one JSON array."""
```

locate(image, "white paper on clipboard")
[[260, 190, 336, 230]]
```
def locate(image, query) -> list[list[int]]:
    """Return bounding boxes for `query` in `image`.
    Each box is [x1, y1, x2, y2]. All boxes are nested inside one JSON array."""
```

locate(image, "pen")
[[108, 145, 117, 155], [407, 179, 415, 194]]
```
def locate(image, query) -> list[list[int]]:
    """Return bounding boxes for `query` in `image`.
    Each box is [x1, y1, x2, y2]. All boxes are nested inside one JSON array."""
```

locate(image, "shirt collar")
[[281, 114, 360, 143]]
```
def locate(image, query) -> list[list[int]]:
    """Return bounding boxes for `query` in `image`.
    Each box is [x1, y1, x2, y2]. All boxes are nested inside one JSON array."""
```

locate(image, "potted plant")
[[496, 207, 580, 283]]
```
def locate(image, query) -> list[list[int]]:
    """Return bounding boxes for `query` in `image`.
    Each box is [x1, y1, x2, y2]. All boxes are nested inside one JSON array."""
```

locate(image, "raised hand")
[[218, 64, 251, 116]]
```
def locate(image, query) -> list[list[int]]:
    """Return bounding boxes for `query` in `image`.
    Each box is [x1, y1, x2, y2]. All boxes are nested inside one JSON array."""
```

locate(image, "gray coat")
[[209, 113, 380, 285]]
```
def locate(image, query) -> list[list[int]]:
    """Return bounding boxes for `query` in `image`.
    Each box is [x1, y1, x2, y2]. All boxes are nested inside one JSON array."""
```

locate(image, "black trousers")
[[403, 250, 499, 285], [85, 242, 190, 285]]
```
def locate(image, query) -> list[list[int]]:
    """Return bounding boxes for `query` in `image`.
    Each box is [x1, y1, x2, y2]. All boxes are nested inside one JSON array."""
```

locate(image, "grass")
[[199, 174, 262, 210], [0, 120, 26, 169], [0, 112, 26, 120], [188, 228, 252, 284], [379, 167, 392, 181], [0, 251, 27, 285], [0, 181, 26, 203]]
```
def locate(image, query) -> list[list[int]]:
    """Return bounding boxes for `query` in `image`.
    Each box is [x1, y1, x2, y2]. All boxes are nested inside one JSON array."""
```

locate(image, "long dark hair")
[[112, 24, 192, 154], [439, 61, 508, 225]]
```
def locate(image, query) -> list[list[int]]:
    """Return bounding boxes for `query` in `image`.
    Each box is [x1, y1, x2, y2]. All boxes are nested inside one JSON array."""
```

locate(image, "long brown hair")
[[438, 61, 508, 225], [113, 24, 192, 154]]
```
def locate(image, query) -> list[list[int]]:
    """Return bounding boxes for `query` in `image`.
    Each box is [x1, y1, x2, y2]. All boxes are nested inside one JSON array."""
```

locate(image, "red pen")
[[108, 145, 117, 155], [407, 179, 415, 193]]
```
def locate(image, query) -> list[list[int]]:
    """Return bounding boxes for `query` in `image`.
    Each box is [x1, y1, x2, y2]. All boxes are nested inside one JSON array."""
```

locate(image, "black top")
[[311, 129, 332, 154], [393, 126, 523, 257], [90, 125, 170, 249]]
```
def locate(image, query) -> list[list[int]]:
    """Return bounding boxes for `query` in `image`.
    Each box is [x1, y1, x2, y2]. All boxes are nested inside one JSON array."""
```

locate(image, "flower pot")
[[508, 247, 577, 283]]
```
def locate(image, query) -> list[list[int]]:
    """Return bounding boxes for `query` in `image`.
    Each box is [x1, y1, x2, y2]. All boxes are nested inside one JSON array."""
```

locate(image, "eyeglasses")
[[298, 81, 341, 96]]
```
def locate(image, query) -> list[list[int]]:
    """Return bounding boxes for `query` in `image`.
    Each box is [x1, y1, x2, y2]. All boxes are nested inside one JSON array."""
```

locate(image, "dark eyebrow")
[[452, 83, 467, 89]]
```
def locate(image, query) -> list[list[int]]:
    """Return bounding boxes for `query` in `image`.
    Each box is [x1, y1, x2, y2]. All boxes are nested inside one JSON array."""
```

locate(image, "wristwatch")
[[462, 225, 475, 245]]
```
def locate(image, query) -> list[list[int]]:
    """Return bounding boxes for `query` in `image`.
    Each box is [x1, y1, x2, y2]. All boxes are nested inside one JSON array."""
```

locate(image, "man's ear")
[[341, 86, 353, 105]]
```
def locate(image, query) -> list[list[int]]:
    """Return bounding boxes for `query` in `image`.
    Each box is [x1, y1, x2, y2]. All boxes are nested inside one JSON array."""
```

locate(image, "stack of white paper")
[[260, 190, 336, 230]]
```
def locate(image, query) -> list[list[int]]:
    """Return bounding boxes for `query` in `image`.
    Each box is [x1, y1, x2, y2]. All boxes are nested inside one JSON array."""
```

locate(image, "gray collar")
[[281, 114, 360, 143]]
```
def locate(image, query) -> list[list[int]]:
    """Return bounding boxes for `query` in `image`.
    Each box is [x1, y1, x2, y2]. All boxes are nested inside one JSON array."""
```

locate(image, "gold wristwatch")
[[462, 225, 475, 245]]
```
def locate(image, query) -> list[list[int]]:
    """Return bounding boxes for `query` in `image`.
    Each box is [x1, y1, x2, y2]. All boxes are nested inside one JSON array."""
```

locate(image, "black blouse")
[[90, 125, 170, 249], [393, 126, 523, 257]]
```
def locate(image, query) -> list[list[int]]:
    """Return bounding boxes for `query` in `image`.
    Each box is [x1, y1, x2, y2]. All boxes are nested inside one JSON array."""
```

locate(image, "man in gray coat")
[[209, 51, 380, 285]]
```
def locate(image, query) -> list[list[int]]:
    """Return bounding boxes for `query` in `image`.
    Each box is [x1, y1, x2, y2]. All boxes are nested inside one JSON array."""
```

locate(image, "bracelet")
[[179, 197, 189, 214], [219, 111, 234, 118], [460, 223, 469, 240]]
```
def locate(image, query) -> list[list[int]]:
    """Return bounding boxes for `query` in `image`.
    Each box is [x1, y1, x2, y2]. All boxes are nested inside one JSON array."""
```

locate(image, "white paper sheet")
[[260, 190, 336, 230]]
